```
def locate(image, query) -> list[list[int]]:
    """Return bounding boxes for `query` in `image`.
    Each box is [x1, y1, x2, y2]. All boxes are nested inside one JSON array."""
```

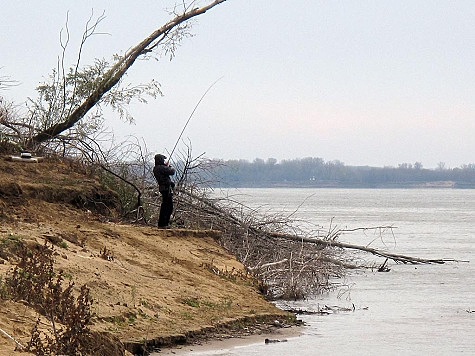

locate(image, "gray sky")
[[2, 1, 474, 168]]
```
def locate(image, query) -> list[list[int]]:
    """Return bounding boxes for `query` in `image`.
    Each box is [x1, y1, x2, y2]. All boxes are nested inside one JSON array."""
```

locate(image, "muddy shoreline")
[[155, 322, 303, 355], [123, 315, 301, 355]]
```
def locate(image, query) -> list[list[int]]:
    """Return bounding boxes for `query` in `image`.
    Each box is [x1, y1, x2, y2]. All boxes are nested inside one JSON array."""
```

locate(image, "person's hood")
[[155, 154, 166, 165]]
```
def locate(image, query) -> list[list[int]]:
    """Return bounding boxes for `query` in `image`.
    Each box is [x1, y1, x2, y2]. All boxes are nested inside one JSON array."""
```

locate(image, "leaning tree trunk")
[[26, 0, 227, 147]]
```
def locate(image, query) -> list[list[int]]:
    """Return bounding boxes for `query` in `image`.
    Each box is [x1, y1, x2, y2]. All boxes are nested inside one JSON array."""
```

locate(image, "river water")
[[163, 188, 475, 355]]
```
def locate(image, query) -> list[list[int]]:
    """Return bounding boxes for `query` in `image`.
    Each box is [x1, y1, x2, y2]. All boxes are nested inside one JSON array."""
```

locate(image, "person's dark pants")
[[158, 189, 173, 227]]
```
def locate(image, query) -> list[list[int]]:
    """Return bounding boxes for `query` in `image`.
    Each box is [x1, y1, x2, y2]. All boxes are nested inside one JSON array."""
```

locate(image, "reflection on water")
[[158, 189, 475, 355]]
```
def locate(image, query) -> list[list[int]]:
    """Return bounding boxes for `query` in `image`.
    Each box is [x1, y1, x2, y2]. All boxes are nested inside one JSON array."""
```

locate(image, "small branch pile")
[[173, 188, 348, 299]]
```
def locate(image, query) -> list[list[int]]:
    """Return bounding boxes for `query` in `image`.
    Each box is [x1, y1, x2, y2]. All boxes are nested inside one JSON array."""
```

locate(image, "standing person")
[[153, 154, 176, 228]]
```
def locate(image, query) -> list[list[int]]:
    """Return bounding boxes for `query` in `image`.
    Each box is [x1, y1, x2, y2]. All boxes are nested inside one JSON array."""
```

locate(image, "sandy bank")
[[0, 158, 294, 355]]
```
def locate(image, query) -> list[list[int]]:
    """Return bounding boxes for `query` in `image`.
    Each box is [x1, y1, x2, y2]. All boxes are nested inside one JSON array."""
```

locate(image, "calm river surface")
[[163, 188, 475, 355]]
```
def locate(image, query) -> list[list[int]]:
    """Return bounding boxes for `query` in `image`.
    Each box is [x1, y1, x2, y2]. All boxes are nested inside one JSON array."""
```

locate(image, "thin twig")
[[0, 327, 26, 350]]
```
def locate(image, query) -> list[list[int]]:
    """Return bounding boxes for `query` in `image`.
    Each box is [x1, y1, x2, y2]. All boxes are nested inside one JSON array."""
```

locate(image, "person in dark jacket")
[[153, 154, 176, 228]]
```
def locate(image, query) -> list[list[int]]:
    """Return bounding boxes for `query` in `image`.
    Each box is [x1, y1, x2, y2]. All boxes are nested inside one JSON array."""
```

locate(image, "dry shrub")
[[2, 241, 124, 355], [0, 234, 24, 261], [0, 139, 19, 154], [0, 181, 22, 198]]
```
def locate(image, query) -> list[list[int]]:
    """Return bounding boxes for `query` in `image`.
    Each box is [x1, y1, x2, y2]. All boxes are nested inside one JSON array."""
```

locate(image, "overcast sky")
[[2, 1, 474, 168]]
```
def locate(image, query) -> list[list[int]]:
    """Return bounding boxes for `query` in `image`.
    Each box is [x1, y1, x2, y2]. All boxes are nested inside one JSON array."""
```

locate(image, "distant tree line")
[[204, 157, 475, 188]]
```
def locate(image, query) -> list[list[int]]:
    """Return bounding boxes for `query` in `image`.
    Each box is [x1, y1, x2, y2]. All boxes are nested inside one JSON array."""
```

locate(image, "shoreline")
[[156, 324, 304, 355], [122, 314, 300, 355]]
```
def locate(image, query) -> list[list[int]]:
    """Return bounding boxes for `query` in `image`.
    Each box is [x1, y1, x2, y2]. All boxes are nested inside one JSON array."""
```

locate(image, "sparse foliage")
[[0, 1, 227, 162], [26, 0, 226, 149]]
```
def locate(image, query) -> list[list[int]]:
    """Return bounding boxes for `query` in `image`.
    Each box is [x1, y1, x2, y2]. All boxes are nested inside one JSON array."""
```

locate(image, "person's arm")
[[166, 165, 175, 176]]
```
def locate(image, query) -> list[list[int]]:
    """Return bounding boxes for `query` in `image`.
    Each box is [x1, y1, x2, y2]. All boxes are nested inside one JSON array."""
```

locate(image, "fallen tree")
[[166, 170, 460, 298], [169, 189, 430, 299], [266, 232, 457, 265], [92, 142, 459, 300]]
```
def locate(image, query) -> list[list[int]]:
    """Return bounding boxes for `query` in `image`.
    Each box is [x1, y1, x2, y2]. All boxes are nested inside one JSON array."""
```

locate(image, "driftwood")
[[177, 190, 449, 265], [282, 304, 357, 315], [172, 188, 346, 298]]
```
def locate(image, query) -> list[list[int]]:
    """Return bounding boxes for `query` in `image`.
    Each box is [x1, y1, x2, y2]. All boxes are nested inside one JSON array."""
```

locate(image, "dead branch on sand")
[[0, 327, 26, 351]]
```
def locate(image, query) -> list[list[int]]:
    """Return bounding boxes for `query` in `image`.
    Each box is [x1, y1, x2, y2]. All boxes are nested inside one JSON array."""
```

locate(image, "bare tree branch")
[[266, 232, 458, 265]]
